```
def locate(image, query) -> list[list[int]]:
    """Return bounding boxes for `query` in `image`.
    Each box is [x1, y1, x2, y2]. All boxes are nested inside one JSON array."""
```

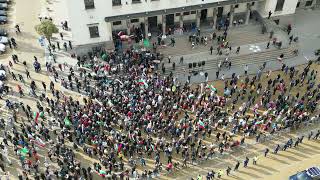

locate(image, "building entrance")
[[166, 14, 175, 28], [200, 9, 208, 22]]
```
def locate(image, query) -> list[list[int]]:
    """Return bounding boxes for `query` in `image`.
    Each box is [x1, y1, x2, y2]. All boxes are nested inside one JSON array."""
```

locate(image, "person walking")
[[226, 166, 231, 176], [234, 161, 240, 171], [210, 46, 213, 55], [60, 32, 64, 40], [180, 56, 184, 64], [243, 157, 249, 168]]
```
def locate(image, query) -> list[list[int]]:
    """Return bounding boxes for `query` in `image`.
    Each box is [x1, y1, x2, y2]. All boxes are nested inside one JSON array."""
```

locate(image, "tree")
[[35, 20, 58, 45]]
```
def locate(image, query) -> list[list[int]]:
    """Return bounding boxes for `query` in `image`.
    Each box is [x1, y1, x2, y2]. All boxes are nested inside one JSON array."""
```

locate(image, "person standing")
[[264, 148, 269, 157], [268, 11, 272, 19], [69, 41, 73, 49], [236, 46, 240, 54], [216, 71, 220, 79], [253, 156, 258, 165], [210, 46, 213, 55], [60, 32, 64, 40], [244, 65, 248, 75], [274, 144, 280, 154], [243, 157, 249, 168], [63, 42, 68, 51], [226, 166, 231, 176], [57, 41, 60, 50]]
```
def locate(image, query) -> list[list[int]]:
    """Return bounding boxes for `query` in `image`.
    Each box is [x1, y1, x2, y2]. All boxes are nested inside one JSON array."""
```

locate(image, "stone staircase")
[[158, 25, 269, 57], [163, 45, 298, 76]]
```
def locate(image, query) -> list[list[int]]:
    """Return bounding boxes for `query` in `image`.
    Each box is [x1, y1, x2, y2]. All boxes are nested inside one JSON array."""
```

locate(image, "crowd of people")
[[0, 35, 319, 179], [0, 11, 319, 180]]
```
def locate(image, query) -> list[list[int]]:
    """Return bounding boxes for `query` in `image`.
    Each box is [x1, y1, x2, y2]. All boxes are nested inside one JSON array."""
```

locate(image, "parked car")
[[289, 167, 320, 180], [0, 15, 7, 24], [0, 43, 5, 54], [0, 10, 6, 16], [0, 29, 7, 36], [0, 36, 8, 44], [0, 3, 7, 10], [0, 0, 10, 3]]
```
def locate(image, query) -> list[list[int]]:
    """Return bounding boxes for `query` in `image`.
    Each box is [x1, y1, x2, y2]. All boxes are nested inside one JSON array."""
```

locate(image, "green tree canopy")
[[35, 20, 59, 42]]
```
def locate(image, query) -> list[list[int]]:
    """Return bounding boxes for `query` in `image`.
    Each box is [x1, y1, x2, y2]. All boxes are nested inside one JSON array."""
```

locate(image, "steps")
[[163, 45, 298, 76]]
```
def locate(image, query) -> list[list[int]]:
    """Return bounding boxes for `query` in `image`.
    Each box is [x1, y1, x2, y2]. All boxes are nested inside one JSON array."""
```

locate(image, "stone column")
[[126, 20, 131, 35], [179, 14, 184, 29], [213, 8, 217, 30], [229, 5, 234, 27], [144, 17, 149, 38], [162, 14, 166, 35], [245, 3, 251, 25], [196, 10, 201, 28]]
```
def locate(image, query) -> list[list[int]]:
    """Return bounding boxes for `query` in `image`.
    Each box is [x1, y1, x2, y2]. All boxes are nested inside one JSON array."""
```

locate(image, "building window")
[[296, 2, 300, 8], [84, 0, 95, 9], [305, 0, 313, 6], [88, 25, 99, 38], [112, 0, 121, 6], [275, 0, 285, 12], [190, 11, 196, 14], [132, 0, 141, 3], [131, 19, 139, 23], [176, 13, 181, 16], [235, 4, 239, 8], [183, 12, 190, 16], [113, 21, 122, 26], [251, 2, 255, 6]]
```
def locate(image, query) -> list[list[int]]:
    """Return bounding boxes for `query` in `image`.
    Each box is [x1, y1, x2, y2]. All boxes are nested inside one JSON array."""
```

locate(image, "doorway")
[[200, 9, 208, 22], [217, 7, 224, 18], [166, 14, 175, 28], [148, 16, 157, 31]]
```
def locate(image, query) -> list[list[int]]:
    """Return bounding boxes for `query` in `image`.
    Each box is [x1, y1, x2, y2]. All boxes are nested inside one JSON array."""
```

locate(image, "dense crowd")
[[1, 38, 319, 179]]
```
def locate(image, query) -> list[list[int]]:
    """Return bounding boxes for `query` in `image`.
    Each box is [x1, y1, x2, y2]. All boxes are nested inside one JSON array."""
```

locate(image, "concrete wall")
[[258, 0, 299, 17], [111, 2, 256, 30]]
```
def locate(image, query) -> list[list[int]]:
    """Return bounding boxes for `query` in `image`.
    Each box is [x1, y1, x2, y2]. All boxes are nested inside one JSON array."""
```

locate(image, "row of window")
[[84, 0, 160, 9]]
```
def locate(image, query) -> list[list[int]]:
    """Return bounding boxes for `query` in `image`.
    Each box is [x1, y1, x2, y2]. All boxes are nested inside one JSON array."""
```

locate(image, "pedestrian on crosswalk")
[[210, 46, 213, 55]]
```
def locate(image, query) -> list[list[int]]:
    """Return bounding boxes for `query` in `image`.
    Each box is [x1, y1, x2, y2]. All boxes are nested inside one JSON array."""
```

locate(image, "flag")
[[209, 84, 217, 92], [33, 112, 40, 124], [138, 79, 148, 88], [64, 117, 71, 126], [20, 147, 29, 156], [188, 94, 195, 99], [98, 170, 106, 177], [198, 120, 205, 129]]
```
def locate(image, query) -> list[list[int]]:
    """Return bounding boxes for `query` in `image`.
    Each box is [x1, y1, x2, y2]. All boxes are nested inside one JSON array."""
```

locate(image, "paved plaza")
[[0, 0, 320, 179]]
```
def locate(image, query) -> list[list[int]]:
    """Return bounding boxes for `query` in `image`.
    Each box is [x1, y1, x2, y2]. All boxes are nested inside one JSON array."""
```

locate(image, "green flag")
[[64, 117, 71, 126], [143, 39, 150, 47]]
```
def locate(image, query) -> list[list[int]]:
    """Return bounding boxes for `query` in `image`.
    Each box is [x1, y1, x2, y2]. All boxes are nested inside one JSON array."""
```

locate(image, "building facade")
[[65, 0, 317, 52]]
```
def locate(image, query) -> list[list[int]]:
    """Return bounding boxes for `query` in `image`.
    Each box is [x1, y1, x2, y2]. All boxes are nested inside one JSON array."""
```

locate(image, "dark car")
[[0, 29, 7, 36], [0, 15, 6, 24], [0, 3, 7, 10], [289, 167, 320, 180], [0, 10, 6, 16]]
